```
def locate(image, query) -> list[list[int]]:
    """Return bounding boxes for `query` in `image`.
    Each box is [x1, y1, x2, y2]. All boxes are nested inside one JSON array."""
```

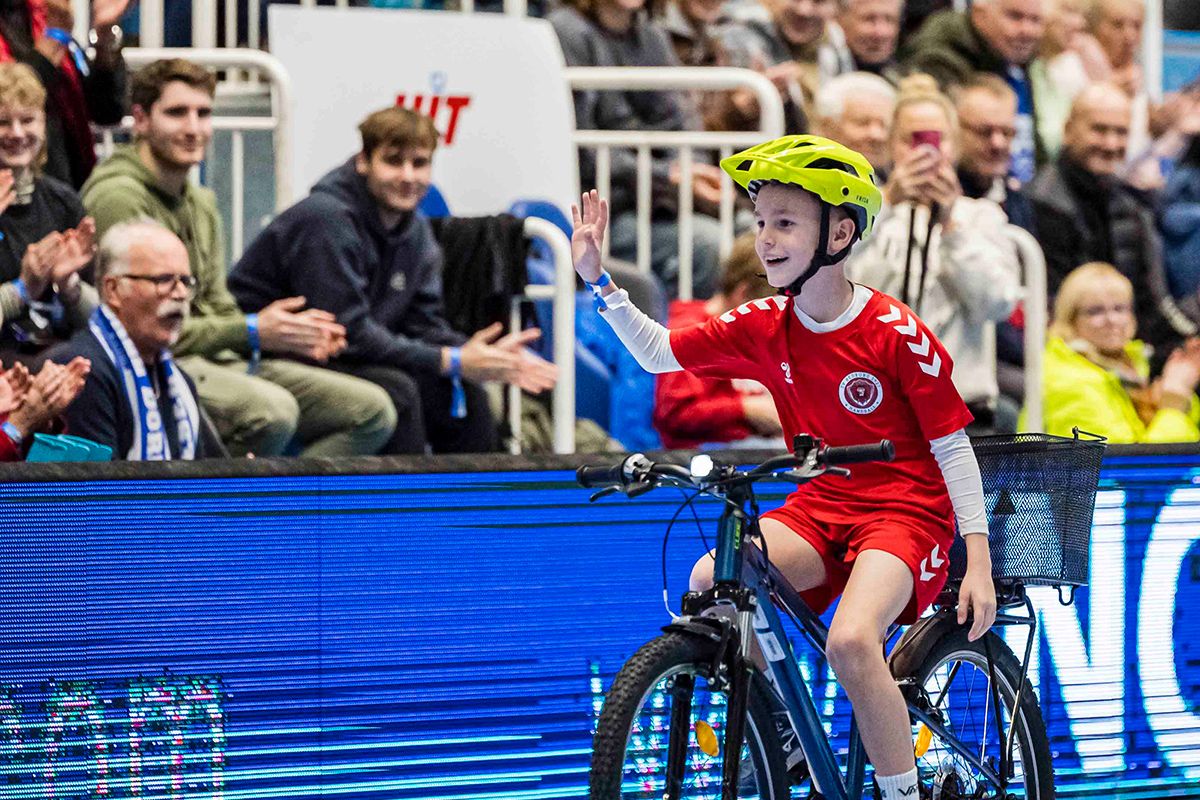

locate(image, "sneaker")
[[771, 709, 810, 786]]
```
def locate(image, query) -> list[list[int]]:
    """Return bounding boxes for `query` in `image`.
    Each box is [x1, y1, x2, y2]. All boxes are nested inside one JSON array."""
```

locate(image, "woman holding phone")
[[847, 74, 1022, 434]]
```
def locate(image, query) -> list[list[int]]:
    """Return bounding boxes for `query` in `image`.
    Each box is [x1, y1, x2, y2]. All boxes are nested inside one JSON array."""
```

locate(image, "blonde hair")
[[0, 63, 47, 172], [0, 62, 46, 111], [1050, 261, 1135, 341], [891, 74, 957, 143]]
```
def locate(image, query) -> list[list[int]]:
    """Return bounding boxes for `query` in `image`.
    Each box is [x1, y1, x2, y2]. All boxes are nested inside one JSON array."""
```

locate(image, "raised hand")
[[19, 231, 68, 300], [7, 358, 91, 438], [570, 190, 609, 284]]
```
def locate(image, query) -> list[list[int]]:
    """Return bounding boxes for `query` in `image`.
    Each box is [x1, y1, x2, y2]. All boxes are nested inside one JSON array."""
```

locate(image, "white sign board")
[[269, 6, 579, 217]]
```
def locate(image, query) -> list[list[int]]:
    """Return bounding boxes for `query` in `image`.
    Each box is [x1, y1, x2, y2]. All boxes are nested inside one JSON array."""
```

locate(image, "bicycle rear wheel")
[[897, 628, 1054, 800], [589, 631, 789, 800]]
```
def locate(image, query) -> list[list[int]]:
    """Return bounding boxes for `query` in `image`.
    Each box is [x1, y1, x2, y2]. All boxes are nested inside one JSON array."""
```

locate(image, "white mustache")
[[158, 302, 189, 321]]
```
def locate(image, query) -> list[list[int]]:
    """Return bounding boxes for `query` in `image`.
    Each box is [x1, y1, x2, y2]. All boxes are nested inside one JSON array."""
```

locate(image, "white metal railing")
[[512, 218, 576, 454], [1007, 225, 1047, 433], [565, 66, 785, 301]]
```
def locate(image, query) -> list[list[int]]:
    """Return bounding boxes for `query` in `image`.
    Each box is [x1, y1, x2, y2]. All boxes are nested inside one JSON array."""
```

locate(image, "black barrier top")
[[0, 443, 1197, 483]]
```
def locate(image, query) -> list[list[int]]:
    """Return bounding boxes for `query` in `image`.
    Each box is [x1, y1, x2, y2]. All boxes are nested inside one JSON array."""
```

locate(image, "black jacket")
[[44, 327, 219, 460], [228, 160, 465, 375], [1029, 155, 1198, 366]]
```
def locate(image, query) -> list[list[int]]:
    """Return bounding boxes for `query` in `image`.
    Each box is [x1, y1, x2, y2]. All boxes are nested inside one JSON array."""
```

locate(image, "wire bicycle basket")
[[947, 429, 1107, 590]]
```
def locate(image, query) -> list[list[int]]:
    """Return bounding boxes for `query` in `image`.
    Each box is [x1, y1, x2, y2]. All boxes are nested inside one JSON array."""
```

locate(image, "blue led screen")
[[0, 453, 1198, 798]]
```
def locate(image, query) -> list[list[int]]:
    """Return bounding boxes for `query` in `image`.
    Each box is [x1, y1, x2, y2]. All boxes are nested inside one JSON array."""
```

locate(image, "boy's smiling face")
[[754, 183, 853, 288]]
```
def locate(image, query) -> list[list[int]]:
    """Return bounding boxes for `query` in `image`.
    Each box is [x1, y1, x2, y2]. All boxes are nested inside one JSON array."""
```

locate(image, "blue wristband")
[[246, 313, 261, 374], [2, 420, 24, 447], [586, 270, 612, 311], [448, 347, 466, 419], [12, 278, 29, 306]]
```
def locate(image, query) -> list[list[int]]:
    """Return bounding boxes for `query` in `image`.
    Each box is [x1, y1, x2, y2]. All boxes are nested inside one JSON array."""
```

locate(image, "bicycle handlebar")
[[576, 439, 895, 494]]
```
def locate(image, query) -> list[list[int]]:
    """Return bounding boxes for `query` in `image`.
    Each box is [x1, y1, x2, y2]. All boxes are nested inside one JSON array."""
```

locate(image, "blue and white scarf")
[[89, 306, 199, 461]]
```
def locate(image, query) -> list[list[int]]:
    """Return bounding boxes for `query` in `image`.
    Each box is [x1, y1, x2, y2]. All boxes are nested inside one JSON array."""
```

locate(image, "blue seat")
[[419, 184, 452, 218]]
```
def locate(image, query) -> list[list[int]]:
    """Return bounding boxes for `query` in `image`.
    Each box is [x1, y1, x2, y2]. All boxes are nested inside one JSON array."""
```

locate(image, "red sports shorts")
[[761, 502, 955, 624]]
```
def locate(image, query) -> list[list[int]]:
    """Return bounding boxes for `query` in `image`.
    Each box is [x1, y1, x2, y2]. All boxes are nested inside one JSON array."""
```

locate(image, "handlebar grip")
[[820, 440, 895, 466], [576, 463, 628, 488]]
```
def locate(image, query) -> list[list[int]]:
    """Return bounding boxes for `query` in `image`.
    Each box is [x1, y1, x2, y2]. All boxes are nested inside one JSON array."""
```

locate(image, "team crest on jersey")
[[839, 371, 883, 414]]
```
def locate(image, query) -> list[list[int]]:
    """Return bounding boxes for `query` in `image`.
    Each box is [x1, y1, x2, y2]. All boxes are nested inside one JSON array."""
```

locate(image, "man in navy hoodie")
[[229, 107, 556, 454]]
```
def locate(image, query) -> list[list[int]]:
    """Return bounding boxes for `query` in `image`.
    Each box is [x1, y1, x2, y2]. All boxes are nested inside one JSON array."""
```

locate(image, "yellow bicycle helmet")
[[720, 135, 882, 295]]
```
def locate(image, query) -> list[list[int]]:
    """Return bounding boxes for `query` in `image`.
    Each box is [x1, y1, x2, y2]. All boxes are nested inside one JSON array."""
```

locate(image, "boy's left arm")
[[930, 428, 996, 641]]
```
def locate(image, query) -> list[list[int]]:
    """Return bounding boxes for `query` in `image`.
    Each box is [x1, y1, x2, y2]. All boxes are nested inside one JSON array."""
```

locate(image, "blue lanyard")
[[44, 28, 90, 77]]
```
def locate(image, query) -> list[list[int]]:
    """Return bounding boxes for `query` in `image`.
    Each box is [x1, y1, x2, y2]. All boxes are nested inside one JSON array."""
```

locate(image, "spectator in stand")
[[1029, 0, 1110, 159], [812, 70, 896, 173], [900, 0, 1045, 183], [1031, 261, 1200, 443], [954, 74, 1035, 232], [848, 74, 1021, 433], [229, 107, 557, 455], [654, 232, 782, 448], [45, 220, 221, 459], [0, 0, 128, 188], [82, 58, 396, 458], [953, 73, 1034, 414], [1029, 83, 1197, 373], [550, 0, 728, 298], [655, 0, 745, 132], [833, 0, 903, 84], [1162, 135, 1200, 302], [0, 355, 87, 460], [718, 0, 845, 132], [0, 62, 98, 366]]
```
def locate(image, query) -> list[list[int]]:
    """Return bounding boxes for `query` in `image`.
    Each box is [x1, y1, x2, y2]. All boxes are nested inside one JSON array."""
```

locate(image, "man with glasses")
[[1030, 83, 1197, 374], [46, 220, 220, 460], [81, 58, 396, 457], [955, 74, 1034, 231]]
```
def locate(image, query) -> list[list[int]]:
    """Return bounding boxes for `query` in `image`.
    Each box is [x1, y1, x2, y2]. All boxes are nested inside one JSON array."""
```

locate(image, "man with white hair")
[[1030, 83, 1198, 372], [46, 220, 220, 460], [835, 0, 903, 82], [900, 0, 1045, 181], [813, 71, 896, 171]]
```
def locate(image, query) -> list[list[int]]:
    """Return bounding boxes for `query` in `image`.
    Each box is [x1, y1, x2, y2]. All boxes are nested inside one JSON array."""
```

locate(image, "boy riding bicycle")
[[571, 135, 997, 800]]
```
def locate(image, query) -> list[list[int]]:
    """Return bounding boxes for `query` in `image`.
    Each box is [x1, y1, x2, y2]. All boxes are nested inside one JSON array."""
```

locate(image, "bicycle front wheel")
[[900, 628, 1054, 800], [589, 631, 789, 800]]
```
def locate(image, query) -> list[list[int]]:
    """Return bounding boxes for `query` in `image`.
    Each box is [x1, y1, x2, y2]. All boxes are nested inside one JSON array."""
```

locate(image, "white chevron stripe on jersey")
[[877, 303, 942, 377], [720, 295, 788, 323]]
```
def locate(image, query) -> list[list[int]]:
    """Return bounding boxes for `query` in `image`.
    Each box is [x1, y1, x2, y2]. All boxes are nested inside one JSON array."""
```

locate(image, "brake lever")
[[589, 486, 620, 502], [827, 466, 851, 479], [625, 481, 656, 498]]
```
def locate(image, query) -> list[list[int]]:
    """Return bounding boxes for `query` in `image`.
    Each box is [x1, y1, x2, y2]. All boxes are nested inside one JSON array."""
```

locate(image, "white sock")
[[876, 767, 919, 800]]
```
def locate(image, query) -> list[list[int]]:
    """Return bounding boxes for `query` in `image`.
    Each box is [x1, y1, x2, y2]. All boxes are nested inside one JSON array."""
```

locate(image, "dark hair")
[[130, 59, 217, 112], [358, 106, 439, 157]]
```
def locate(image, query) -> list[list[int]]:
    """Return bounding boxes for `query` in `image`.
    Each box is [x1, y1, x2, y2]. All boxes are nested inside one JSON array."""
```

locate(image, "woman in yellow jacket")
[[1030, 262, 1200, 443]]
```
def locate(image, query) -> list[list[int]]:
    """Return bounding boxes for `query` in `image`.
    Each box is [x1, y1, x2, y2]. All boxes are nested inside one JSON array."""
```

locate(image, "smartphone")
[[911, 129, 942, 150]]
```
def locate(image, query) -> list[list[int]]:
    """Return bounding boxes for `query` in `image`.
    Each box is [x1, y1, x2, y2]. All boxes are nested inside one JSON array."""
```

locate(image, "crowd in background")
[[0, 0, 1198, 461]]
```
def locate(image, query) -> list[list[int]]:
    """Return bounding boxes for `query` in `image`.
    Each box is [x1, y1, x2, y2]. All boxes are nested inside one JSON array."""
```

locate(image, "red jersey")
[[669, 287, 973, 530]]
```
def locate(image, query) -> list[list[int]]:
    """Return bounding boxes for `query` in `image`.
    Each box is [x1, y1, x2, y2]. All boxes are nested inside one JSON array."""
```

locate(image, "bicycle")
[[578, 431, 1106, 800]]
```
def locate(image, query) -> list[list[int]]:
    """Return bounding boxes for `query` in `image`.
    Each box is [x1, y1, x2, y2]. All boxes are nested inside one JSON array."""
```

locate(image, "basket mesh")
[[946, 433, 1105, 587]]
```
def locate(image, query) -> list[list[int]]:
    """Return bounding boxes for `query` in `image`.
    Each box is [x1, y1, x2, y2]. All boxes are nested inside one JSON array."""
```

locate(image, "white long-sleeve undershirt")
[[597, 286, 988, 536]]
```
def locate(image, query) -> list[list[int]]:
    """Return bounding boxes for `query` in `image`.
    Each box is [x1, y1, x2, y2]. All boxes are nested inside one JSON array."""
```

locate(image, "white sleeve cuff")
[[598, 289, 682, 374], [929, 428, 989, 536]]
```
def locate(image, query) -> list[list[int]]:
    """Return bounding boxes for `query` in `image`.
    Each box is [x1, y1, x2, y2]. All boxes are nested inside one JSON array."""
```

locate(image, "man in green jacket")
[[82, 58, 396, 457], [900, 0, 1045, 183]]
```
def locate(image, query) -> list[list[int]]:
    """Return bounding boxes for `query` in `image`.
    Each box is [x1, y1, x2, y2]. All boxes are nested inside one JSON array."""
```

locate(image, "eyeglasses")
[[961, 122, 1017, 141], [1078, 303, 1133, 319], [120, 273, 198, 296]]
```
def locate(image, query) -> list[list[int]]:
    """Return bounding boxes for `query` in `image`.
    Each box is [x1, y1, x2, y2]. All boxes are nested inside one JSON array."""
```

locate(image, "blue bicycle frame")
[[703, 490, 1030, 800]]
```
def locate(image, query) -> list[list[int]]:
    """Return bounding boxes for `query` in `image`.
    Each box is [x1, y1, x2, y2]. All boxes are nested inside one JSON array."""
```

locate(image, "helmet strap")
[[780, 203, 860, 297]]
